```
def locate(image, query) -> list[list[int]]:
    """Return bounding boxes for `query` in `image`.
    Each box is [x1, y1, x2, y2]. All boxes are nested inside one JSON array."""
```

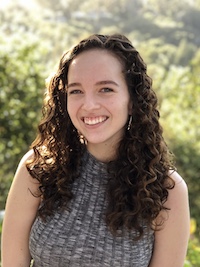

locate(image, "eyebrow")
[[95, 80, 119, 87], [67, 80, 119, 89], [67, 82, 81, 89]]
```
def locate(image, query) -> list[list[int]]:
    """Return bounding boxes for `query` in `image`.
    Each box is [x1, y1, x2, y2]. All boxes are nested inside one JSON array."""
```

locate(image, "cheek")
[[118, 98, 131, 114], [67, 100, 81, 127]]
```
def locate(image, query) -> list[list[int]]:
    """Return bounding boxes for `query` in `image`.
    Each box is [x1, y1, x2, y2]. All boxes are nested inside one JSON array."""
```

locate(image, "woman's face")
[[67, 49, 132, 155]]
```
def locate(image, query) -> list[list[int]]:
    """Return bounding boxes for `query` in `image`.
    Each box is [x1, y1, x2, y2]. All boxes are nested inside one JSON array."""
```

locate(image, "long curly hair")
[[27, 33, 175, 239]]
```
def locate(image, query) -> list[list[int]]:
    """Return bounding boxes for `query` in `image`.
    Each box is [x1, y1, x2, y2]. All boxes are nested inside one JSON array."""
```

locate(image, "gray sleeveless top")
[[29, 150, 154, 267]]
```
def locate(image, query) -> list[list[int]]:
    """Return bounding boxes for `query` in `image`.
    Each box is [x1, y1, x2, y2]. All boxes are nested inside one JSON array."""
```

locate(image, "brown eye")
[[100, 88, 113, 92], [68, 89, 83, 95]]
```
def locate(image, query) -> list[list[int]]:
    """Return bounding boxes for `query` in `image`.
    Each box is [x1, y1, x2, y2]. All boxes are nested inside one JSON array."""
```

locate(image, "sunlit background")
[[0, 0, 200, 265]]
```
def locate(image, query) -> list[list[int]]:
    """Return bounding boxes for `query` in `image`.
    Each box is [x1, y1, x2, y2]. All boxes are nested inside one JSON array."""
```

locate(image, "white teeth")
[[84, 116, 107, 125]]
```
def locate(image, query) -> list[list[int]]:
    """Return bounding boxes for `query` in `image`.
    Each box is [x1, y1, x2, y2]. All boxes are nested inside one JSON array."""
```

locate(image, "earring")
[[127, 115, 132, 131]]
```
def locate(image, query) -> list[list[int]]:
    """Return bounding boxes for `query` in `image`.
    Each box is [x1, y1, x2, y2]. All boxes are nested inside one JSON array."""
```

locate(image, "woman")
[[1, 34, 190, 266]]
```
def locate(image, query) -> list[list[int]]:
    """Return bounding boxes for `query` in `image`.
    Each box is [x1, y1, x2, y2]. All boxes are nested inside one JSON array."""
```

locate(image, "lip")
[[81, 116, 108, 126]]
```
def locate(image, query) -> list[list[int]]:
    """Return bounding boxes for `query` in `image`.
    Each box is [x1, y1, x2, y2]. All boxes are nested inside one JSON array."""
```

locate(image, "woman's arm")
[[1, 150, 41, 267], [149, 171, 190, 267]]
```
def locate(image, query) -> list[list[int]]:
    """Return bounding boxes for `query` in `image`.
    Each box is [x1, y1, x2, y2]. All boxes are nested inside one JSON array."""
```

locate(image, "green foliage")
[[151, 61, 200, 232], [173, 144, 200, 225], [0, 224, 1, 265], [185, 237, 200, 267], [0, 34, 48, 209]]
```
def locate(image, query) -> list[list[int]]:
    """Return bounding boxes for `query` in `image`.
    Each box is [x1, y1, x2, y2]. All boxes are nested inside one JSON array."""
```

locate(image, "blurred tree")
[[32, 0, 200, 51], [0, 34, 48, 209], [145, 0, 192, 18], [181, 7, 200, 46], [173, 39, 196, 66], [155, 61, 200, 232], [0, 2, 92, 59]]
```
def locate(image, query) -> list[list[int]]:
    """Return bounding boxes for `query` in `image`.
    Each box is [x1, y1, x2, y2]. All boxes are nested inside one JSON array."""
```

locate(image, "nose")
[[82, 93, 100, 111]]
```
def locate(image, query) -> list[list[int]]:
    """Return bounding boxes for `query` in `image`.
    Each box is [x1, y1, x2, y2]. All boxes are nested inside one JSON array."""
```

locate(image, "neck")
[[86, 142, 118, 163]]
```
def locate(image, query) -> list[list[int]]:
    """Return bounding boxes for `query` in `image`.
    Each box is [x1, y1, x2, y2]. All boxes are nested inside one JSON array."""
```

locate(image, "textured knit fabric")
[[29, 150, 154, 267]]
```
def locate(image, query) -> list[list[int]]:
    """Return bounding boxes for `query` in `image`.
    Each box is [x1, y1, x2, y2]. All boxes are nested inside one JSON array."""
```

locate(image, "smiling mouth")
[[83, 116, 108, 125]]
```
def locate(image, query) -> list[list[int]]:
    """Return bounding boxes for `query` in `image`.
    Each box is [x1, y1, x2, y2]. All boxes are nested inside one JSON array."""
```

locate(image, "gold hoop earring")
[[127, 115, 132, 131]]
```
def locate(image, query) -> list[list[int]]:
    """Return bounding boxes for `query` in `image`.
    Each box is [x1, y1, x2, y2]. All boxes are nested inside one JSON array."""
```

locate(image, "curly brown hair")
[[27, 33, 175, 239]]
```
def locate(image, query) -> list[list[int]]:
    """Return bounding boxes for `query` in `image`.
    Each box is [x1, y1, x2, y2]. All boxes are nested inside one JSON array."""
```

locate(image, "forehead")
[[68, 49, 124, 78]]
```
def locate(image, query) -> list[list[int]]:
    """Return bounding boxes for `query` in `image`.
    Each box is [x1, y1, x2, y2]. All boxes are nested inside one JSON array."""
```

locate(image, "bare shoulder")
[[149, 170, 190, 267], [169, 169, 187, 185], [2, 151, 41, 265], [3, 149, 41, 240], [161, 170, 190, 224], [17, 149, 35, 170], [167, 170, 188, 206], [13, 149, 39, 188], [5, 149, 41, 214]]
